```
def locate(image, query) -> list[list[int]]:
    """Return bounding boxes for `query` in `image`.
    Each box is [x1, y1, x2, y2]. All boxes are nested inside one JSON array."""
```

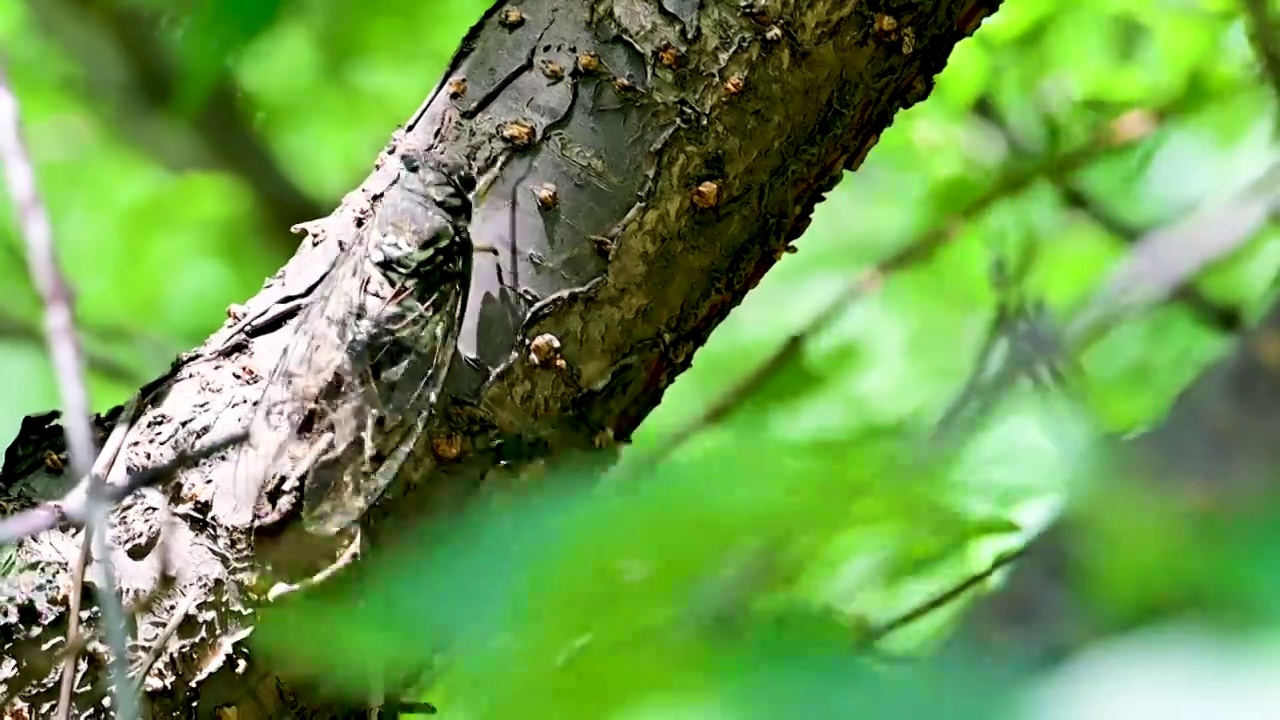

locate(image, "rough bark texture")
[[0, 0, 999, 716]]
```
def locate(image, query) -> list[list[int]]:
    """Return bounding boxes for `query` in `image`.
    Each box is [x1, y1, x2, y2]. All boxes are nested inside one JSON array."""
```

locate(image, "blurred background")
[[3, 0, 1280, 717]]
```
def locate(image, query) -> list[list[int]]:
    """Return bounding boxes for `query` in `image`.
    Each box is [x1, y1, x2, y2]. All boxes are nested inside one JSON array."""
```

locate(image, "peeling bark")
[[0, 0, 997, 716]]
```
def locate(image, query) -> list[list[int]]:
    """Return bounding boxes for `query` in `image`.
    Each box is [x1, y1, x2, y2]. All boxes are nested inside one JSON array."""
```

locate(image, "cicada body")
[[239, 148, 475, 536]]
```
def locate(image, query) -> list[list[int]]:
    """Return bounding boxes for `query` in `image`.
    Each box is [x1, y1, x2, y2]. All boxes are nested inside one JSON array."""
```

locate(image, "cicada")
[[238, 147, 476, 536]]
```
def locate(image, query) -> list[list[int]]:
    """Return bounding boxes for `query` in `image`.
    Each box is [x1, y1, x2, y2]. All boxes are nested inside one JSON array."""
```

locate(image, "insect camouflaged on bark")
[[431, 434, 463, 461], [575, 52, 601, 74], [237, 148, 477, 537], [42, 450, 64, 472], [874, 13, 898, 36], [541, 59, 565, 81], [657, 42, 680, 69]]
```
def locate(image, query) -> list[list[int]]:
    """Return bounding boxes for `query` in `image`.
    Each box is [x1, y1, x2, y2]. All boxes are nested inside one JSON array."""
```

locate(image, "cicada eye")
[[432, 152, 475, 194], [400, 152, 422, 174], [452, 167, 476, 195]]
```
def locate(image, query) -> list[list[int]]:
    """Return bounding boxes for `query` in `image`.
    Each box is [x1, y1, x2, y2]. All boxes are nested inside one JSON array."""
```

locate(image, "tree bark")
[[0, 0, 999, 716]]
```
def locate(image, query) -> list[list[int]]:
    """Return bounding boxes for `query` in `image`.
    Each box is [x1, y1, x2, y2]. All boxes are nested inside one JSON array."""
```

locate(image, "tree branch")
[[0, 0, 1006, 714], [973, 97, 1245, 334], [948, 197, 1280, 663]]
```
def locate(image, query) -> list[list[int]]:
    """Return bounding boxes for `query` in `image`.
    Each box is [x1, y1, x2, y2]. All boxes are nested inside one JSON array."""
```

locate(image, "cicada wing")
[[300, 238, 472, 535], [232, 246, 371, 525]]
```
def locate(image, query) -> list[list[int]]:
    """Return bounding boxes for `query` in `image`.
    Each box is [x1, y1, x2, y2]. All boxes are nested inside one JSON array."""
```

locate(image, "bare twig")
[[265, 527, 363, 602], [0, 64, 133, 719], [57, 539, 92, 717], [129, 591, 197, 698], [973, 98, 1246, 333], [930, 161, 1280, 446], [643, 270, 884, 467], [3, 236, 184, 377], [0, 68, 98, 522], [0, 304, 152, 386], [53, 397, 136, 717], [0, 429, 247, 545], [931, 283, 1075, 442], [868, 546, 1028, 643], [887, 146, 1280, 643], [1068, 160, 1280, 346]]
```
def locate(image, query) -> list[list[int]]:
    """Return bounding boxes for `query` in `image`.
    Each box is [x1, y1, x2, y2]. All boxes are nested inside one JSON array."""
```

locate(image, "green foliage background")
[[2, 0, 1279, 717]]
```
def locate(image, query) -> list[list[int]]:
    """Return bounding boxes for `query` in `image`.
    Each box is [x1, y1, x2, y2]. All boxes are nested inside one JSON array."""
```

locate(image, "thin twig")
[[0, 65, 133, 718], [642, 270, 884, 467], [867, 546, 1028, 643], [744, 91, 1248, 461], [54, 397, 138, 718], [886, 138, 1280, 642], [1067, 160, 1280, 347], [57, 539, 92, 717], [0, 430, 248, 545], [129, 591, 197, 699], [266, 526, 363, 602], [0, 305, 151, 386], [972, 98, 1245, 333], [930, 162, 1280, 446], [0, 67, 98, 522]]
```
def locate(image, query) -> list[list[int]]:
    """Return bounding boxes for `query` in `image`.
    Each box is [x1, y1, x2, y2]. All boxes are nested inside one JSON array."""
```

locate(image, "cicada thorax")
[[242, 147, 476, 537]]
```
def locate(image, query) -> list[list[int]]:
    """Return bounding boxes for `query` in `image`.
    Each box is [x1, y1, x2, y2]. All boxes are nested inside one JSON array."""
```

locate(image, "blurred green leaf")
[[127, 0, 289, 110]]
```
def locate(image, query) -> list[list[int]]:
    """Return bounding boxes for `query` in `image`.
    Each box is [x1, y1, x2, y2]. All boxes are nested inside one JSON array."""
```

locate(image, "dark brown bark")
[[0, 0, 999, 716]]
